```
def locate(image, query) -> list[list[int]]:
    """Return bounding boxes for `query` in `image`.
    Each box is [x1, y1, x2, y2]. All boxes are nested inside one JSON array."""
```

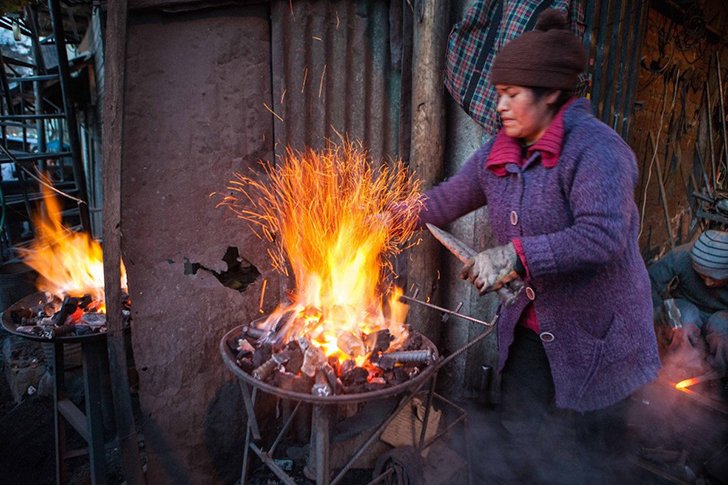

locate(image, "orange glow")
[[19, 184, 126, 310], [675, 378, 699, 390], [223, 142, 423, 364]]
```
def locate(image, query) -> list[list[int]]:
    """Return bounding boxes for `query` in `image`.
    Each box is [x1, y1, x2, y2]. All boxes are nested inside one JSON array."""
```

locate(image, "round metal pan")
[[220, 324, 439, 405], [1, 292, 108, 343]]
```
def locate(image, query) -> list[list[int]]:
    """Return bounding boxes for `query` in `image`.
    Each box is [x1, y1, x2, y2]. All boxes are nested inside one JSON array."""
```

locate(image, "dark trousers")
[[499, 326, 629, 483]]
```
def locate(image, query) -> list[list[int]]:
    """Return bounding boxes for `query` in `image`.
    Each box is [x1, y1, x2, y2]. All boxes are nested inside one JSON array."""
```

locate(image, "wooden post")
[[101, 1, 146, 484], [407, 0, 449, 342]]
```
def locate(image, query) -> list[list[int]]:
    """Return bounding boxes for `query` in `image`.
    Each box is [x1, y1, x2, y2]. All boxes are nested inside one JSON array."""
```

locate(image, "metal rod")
[[602, 0, 625, 124], [590, 0, 612, 114], [648, 132, 675, 249], [249, 443, 298, 485], [241, 407, 253, 485], [613, 0, 634, 134], [657, 378, 728, 416], [622, 0, 648, 140], [399, 294, 496, 327], [313, 405, 331, 485], [268, 400, 302, 457], [365, 467, 395, 485], [7, 74, 58, 83], [717, 53, 728, 177], [0, 113, 64, 120], [707, 82, 718, 192], [418, 373, 437, 450], [239, 381, 261, 441]]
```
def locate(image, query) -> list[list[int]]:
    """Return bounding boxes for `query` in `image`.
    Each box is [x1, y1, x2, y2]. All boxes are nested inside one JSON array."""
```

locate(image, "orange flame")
[[19, 184, 126, 308], [675, 378, 698, 390], [223, 142, 423, 363]]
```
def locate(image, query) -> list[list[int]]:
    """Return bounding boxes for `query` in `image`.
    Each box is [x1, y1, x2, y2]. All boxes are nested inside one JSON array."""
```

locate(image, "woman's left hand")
[[460, 242, 519, 295]]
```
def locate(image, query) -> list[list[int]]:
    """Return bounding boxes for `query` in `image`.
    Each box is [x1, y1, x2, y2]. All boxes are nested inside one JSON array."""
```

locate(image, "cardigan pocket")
[[574, 313, 632, 400]]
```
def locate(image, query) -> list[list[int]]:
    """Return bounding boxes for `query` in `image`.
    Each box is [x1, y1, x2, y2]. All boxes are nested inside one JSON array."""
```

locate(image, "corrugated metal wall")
[[269, 0, 402, 162], [584, 0, 649, 139]]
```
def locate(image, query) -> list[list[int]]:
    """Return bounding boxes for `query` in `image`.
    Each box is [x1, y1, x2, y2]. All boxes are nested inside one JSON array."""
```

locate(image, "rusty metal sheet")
[[269, 0, 400, 163], [122, 5, 275, 483]]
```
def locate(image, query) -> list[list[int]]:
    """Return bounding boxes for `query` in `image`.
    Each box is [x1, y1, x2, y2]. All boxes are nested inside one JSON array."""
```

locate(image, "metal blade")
[[426, 223, 475, 263]]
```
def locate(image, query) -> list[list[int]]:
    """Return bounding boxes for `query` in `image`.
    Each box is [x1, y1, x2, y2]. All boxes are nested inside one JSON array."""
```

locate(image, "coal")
[[312, 369, 332, 396], [252, 343, 272, 369], [284, 341, 304, 374], [274, 371, 313, 393], [340, 367, 368, 387], [301, 345, 326, 377], [402, 331, 424, 351], [365, 329, 394, 354], [78, 294, 93, 310]]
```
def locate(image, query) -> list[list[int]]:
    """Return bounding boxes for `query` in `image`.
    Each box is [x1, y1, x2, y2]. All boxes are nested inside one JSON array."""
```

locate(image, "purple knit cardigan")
[[419, 99, 661, 412]]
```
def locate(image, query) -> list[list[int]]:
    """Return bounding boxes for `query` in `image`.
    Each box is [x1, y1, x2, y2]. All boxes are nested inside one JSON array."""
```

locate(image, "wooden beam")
[[101, 1, 146, 484], [407, 0, 449, 343]]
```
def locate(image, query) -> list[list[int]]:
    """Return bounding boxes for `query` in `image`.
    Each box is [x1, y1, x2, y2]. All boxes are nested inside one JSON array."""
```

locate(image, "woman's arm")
[[417, 147, 489, 229]]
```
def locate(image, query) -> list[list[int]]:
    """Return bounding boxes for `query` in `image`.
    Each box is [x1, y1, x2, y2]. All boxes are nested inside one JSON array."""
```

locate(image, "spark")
[[301, 68, 308, 93], [289, 0, 295, 20], [319, 64, 327, 98], [263, 103, 284, 122], [280, 89, 287, 104], [259, 279, 268, 312], [335, 10, 340, 29], [208, 191, 216, 197], [312, 36, 322, 41]]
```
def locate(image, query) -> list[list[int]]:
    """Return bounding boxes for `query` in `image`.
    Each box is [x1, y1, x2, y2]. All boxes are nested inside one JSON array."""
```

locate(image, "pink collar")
[[486, 98, 575, 177]]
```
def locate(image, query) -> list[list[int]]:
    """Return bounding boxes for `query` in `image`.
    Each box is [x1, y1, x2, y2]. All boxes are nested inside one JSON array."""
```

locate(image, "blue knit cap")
[[691, 230, 728, 280]]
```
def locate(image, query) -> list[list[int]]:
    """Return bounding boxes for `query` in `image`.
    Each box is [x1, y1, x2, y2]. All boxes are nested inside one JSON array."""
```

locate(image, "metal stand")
[[51, 336, 109, 485], [227, 298, 501, 485], [237, 373, 471, 485]]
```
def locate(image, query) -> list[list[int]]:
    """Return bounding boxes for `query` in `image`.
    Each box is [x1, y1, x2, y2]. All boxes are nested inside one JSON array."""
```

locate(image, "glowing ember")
[[222, 142, 423, 367], [19, 184, 126, 310], [675, 378, 698, 390]]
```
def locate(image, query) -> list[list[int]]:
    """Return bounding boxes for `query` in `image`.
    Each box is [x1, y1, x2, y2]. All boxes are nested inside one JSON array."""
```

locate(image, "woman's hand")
[[460, 242, 519, 296]]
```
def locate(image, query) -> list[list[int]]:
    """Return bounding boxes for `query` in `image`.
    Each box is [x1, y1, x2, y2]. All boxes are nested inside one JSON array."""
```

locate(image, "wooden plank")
[[58, 398, 90, 442], [406, 0, 450, 343], [101, 0, 146, 484]]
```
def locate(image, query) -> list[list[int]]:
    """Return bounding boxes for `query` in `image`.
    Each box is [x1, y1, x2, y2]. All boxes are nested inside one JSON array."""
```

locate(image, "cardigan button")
[[526, 287, 535, 300], [539, 332, 555, 342], [510, 211, 518, 225]]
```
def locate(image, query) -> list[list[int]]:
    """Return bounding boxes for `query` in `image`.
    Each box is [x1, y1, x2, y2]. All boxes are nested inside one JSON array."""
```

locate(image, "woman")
[[417, 9, 661, 480]]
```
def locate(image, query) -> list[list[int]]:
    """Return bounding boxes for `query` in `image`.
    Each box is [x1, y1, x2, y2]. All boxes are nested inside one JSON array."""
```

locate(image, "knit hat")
[[490, 9, 587, 90], [691, 230, 728, 280]]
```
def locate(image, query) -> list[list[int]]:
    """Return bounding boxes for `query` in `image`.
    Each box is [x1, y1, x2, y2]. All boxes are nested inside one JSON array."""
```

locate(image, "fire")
[[675, 378, 698, 390], [223, 142, 423, 364], [19, 184, 126, 309]]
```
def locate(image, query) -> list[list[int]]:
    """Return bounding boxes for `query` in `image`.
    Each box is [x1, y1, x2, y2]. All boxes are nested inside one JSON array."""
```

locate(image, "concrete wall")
[[121, 5, 275, 483]]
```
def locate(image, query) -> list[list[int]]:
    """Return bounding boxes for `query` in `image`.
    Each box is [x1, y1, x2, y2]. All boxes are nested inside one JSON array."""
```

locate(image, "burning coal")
[[222, 142, 430, 394], [10, 184, 129, 338]]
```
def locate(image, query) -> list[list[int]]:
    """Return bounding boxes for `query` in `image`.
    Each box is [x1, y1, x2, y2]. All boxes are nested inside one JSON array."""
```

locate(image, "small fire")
[[223, 142, 423, 365], [19, 184, 126, 310]]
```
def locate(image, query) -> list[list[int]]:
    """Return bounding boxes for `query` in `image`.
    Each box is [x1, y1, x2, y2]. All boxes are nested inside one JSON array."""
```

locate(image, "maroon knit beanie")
[[490, 9, 587, 90]]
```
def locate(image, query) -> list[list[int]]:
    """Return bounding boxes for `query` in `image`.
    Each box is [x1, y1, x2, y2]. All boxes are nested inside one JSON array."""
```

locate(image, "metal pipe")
[[313, 405, 331, 485], [399, 294, 496, 327]]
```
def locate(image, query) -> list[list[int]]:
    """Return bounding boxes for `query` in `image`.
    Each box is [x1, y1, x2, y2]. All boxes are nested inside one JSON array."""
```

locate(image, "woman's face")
[[495, 85, 560, 144]]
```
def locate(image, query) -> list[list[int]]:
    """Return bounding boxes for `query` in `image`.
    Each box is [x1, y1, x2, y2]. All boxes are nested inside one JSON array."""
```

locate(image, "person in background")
[[408, 8, 661, 481], [649, 230, 728, 373]]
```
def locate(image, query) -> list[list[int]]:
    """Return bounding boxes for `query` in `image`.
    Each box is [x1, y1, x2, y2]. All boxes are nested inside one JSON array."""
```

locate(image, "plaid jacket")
[[445, 0, 585, 135]]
